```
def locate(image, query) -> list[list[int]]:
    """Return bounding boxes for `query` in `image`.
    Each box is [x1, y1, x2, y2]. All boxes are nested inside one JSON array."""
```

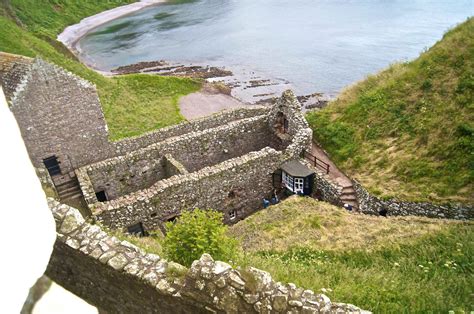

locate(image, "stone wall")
[[79, 114, 276, 202], [93, 148, 284, 230], [3, 53, 271, 175], [46, 199, 366, 313], [83, 155, 171, 201], [353, 180, 474, 220], [9, 58, 113, 173], [0, 52, 33, 104], [299, 160, 343, 207], [113, 106, 271, 156]]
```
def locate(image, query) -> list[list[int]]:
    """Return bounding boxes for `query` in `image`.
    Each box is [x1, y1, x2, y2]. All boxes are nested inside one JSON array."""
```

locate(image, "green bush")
[[163, 209, 238, 267]]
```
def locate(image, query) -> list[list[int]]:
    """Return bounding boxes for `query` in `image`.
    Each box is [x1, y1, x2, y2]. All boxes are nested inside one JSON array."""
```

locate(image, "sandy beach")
[[57, 0, 167, 53]]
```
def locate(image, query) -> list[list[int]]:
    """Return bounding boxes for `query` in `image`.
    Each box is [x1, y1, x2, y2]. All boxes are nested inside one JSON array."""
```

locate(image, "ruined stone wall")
[[93, 148, 283, 230], [268, 90, 313, 153], [79, 114, 275, 202], [112, 106, 271, 155], [83, 155, 169, 201], [9, 59, 113, 173], [46, 199, 365, 313], [353, 180, 474, 220]]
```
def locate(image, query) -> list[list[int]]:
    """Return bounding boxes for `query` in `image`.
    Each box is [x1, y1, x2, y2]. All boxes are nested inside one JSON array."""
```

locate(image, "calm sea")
[[79, 0, 472, 95]]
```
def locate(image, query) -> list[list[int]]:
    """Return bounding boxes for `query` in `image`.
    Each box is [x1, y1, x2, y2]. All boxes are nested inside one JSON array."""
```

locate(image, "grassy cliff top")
[[229, 196, 473, 312], [0, 0, 201, 140], [306, 18, 473, 203]]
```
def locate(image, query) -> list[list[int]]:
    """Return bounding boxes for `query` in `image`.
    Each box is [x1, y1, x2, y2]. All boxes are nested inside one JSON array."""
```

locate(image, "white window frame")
[[294, 177, 304, 194], [229, 210, 236, 220], [282, 171, 294, 192]]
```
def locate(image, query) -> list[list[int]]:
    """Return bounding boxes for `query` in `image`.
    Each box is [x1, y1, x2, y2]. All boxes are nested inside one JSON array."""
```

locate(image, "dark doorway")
[[95, 190, 108, 202], [127, 222, 146, 237], [43, 156, 61, 176]]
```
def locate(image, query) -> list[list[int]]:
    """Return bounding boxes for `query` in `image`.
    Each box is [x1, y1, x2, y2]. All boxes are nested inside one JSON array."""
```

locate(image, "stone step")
[[59, 189, 82, 200], [341, 189, 356, 196], [342, 185, 354, 191], [341, 195, 358, 202], [56, 180, 78, 191], [57, 184, 81, 195], [63, 192, 83, 200]]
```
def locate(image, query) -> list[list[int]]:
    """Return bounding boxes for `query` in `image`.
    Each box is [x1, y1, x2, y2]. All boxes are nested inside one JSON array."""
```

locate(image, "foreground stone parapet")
[[46, 199, 369, 313]]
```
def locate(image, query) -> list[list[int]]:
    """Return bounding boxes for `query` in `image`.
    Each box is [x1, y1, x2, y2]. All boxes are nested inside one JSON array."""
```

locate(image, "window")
[[294, 178, 304, 194], [229, 210, 236, 220], [282, 171, 294, 191], [283, 118, 289, 133]]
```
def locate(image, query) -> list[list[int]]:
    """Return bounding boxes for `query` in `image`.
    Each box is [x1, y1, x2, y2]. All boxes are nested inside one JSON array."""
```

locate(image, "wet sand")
[[58, 0, 167, 53]]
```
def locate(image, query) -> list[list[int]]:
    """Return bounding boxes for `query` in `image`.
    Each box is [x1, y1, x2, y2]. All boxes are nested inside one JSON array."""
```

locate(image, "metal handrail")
[[302, 150, 330, 174]]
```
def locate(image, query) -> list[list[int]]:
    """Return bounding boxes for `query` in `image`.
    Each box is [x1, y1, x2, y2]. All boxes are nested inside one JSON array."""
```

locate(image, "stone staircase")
[[309, 142, 360, 211], [52, 174, 83, 203], [340, 184, 359, 211]]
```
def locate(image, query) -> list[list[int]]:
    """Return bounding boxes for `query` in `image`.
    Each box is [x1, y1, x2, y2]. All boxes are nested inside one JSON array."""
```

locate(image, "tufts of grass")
[[306, 18, 474, 203], [229, 197, 474, 313]]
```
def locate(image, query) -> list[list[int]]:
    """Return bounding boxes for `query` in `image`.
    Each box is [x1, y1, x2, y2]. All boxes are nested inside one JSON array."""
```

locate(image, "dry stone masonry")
[[47, 199, 368, 313], [353, 180, 474, 219], [71, 89, 313, 231]]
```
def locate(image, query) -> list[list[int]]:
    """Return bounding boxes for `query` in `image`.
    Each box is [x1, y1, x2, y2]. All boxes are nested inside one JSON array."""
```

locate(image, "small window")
[[150, 212, 158, 218], [95, 190, 108, 202], [294, 177, 304, 194], [283, 118, 289, 133], [229, 210, 237, 220], [282, 171, 294, 192]]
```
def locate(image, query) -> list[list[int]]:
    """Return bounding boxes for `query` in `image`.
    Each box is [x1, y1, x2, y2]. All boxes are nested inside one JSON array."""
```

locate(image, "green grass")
[[0, 0, 201, 140], [306, 18, 474, 203], [229, 197, 474, 313]]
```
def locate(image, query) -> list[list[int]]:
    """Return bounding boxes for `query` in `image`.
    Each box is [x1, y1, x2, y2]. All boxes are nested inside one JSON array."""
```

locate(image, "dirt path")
[[179, 85, 246, 120], [310, 142, 360, 209], [311, 142, 352, 188]]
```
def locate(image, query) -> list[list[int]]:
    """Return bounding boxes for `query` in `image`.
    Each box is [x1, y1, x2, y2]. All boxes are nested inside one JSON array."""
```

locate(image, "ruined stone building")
[[1, 51, 372, 313], [1, 51, 322, 233]]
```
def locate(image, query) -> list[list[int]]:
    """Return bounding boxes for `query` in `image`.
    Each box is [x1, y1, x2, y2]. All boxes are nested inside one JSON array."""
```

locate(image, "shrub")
[[163, 209, 238, 267]]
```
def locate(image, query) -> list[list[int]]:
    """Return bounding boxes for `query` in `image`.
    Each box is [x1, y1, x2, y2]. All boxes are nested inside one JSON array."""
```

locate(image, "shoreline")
[[56, 0, 332, 109], [58, 0, 167, 54]]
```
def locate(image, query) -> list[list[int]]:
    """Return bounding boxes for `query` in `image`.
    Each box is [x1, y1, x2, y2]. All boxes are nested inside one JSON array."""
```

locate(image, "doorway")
[[43, 156, 61, 176]]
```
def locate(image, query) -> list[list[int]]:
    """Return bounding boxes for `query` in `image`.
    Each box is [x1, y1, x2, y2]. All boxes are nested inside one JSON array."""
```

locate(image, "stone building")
[[1, 52, 316, 232]]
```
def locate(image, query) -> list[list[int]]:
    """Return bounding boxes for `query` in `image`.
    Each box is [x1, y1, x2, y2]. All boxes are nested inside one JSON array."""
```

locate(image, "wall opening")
[[43, 156, 61, 176], [275, 112, 289, 134], [95, 190, 108, 202], [127, 222, 146, 237]]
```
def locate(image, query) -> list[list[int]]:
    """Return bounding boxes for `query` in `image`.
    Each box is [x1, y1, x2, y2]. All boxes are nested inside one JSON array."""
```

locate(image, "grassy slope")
[[0, 0, 201, 140], [229, 196, 474, 313], [306, 18, 474, 203]]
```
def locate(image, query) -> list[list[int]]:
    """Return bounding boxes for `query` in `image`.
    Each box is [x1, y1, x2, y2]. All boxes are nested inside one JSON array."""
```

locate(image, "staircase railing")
[[301, 150, 330, 174]]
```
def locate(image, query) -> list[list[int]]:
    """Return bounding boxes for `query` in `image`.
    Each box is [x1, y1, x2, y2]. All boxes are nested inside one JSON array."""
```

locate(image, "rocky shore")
[[58, 0, 331, 111]]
